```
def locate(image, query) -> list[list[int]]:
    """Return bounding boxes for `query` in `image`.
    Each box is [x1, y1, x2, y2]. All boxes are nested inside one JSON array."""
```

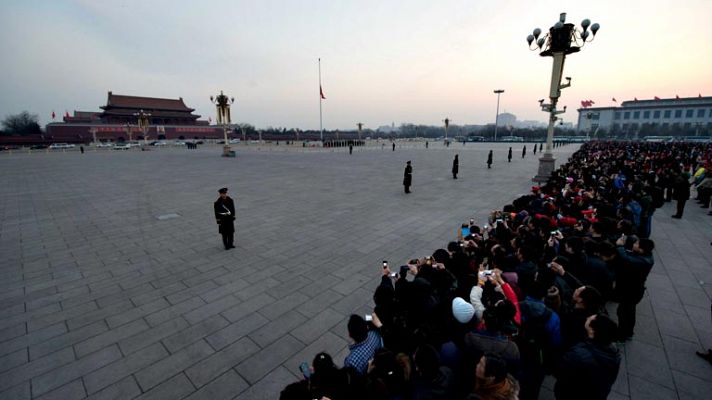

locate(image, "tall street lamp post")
[[210, 91, 235, 157], [585, 111, 600, 140], [89, 127, 98, 146], [357, 122, 363, 141], [528, 12, 599, 182], [443, 118, 450, 143], [125, 123, 133, 142], [493, 90, 504, 142], [135, 109, 151, 146]]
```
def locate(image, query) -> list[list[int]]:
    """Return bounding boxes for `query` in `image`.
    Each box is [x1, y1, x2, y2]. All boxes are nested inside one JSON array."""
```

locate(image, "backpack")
[[517, 302, 555, 369], [627, 200, 642, 227]]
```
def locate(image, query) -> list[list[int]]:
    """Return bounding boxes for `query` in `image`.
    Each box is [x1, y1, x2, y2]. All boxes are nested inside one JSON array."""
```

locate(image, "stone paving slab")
[[1, 142, 710, 399]]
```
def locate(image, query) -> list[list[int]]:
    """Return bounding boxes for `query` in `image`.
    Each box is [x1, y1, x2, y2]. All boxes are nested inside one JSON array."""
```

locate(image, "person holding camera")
[[613, 235, 655, 341], [213, 187, 236, 250]]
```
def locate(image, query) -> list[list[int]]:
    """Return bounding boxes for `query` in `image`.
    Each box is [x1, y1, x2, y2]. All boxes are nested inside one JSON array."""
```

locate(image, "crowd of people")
[[281, 141, 712, 400]]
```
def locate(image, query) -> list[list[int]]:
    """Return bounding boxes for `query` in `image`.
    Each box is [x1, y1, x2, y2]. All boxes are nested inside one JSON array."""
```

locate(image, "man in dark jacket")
[[672, 171, 691, 218], [403, 161, 413, 193], [412, 344, 455, 400], [487, 150, 493, 169], [508, 147, 512, 163], [452, 154, 459, 179], [554, 313, 621, 400], [614, 236, 655, 340], [517, 275, 561, 400], [213, 187, 236, 250]]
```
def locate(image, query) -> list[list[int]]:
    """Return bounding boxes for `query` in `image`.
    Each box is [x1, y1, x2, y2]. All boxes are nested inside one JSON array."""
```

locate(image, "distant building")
[[45, 92, 222, 143], [63, 111, 101, 123], [377, 124, 399, 134], [518, 120, 547, 129], [98, 92, 203, 125], [498, 112, 516, 127], [577, 96, 712, 134]]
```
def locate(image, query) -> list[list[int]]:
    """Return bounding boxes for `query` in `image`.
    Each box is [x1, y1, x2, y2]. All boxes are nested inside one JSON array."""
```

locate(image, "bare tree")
[[1, 111, 42, 136]]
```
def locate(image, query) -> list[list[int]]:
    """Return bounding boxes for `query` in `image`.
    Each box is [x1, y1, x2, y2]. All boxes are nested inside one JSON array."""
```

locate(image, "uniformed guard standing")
[[214, 188, 236, 250], [522, 145, 527, 159], [487, 150, 493, 169], [452, 154, 459, 179], [403, 161, 413, 193], [508, 147, 512, 163]]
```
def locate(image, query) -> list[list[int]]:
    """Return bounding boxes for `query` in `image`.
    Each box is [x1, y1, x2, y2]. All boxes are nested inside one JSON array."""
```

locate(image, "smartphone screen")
[[299, 362, 311, 378], [461, 227, 470, 237], [364, 314, 373, 322], [382, 261, 388, 268]]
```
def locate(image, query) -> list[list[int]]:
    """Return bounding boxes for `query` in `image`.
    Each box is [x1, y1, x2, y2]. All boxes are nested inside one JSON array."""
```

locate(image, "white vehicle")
[[152, 141, 167, 146], [49, 143, 73, 149], [126, 141, 141, 148], [113, 143, 131, 150], [229, 138, 241, 144], [174, 141, 186, 146], [95, 142, 114, 148]]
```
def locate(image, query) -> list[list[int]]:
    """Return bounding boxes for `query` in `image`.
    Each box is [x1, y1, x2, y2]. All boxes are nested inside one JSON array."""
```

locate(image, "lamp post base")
[[222, 145, 235, 158], [532, 153, 556, 183]]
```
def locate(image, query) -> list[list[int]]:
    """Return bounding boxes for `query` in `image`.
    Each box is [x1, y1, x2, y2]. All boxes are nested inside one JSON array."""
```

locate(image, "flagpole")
[[318, 58, 323, 142]]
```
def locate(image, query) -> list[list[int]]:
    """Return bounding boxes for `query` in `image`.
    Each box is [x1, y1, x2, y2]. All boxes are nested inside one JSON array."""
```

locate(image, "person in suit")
[[214, 187, 236, 249], [403, 161, 413, 193], [487, 150, 493, 169], [508, 147, 512, 163], [452, 154, 459, 179], [522, 145, 527, 159]]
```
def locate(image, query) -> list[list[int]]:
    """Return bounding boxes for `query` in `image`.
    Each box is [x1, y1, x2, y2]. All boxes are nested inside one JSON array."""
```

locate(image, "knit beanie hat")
[[452, 297, 475, 324]]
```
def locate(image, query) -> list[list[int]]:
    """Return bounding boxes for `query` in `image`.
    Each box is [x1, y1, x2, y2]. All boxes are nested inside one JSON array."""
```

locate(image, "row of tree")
[[3, 111, 710, 139], [1, 112, 42, 136]]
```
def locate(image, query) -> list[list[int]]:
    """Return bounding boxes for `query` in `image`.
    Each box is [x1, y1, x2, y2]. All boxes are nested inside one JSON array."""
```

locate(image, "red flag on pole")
[[51, 111, 56, 120], [654, 96, 660, 100], [589, 100, 595, 105], [612, 97, 617, 102], [675, 95, 680, 99], [320, 85, 326, 100], [699, 94, 703, 98], [65, 110, 70, 118], [634, 97, 638, 101], [580, 101, 586, 108]]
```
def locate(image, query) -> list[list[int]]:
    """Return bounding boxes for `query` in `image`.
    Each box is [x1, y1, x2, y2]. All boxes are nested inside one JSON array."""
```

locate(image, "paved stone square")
[[1, 142, 710, 399]]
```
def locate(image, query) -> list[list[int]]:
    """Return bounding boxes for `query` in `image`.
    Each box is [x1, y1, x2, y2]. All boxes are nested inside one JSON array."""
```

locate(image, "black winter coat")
[[214, 196, 236, 234], [554, 340, 620, 400]]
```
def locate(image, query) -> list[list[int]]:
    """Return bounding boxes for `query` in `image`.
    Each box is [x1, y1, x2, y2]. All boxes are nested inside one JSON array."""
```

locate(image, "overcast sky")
[[1, 0, 711, 129]]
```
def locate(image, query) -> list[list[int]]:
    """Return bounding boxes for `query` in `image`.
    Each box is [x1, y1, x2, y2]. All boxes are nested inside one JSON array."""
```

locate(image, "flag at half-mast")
[[320, 85, 326, 100]]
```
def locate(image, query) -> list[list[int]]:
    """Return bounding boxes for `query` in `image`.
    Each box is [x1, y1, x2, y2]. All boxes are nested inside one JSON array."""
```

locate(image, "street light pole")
[[493, 90, 504, 142], [210, 91, 235, 157], [357, 122, 363, 141], [527, 12, 599, 182], [443, 118, 450, 142], [134, 109, 151, 146], [585, 112, 599, 140]]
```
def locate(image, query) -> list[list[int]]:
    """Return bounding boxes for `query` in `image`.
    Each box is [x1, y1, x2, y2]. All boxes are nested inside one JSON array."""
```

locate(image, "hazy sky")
[[1, 0, 711, 129]]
